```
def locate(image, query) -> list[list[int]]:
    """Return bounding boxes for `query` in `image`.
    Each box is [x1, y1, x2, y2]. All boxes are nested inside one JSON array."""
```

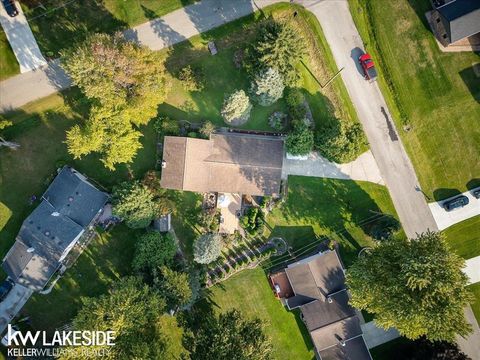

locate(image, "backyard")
[[349, 0, 480, 200]]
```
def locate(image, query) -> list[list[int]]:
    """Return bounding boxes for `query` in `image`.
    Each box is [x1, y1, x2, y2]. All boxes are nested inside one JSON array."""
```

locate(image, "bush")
[[178, 65, 205, 92], [194, 234, 223, 264], [368, 216, 401, 241], [187, 131, 198, 138], [132, 232, 176, 275], [221, 90, 252, 125], [285, 88, 305, 109], [249, 67, 285, 106], [285, 121, 314, 156], [268, 111, 287, 131], [153, 116, 180, 135], [199, 121, 215, 138], [240, 207, 265, 236], [315, 120, 366, 163]]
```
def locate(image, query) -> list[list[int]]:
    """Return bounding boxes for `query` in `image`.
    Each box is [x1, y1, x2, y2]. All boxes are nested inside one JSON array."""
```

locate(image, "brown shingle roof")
[[160, 133, 284, 195]]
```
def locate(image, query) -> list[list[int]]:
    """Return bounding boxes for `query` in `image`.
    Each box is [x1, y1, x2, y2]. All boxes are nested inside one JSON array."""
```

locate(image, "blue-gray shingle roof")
[[437, 0, 480, 43]]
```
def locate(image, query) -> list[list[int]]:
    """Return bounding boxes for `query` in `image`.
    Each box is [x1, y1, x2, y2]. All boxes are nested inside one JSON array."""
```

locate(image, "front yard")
[[349, 0, 480, 200]]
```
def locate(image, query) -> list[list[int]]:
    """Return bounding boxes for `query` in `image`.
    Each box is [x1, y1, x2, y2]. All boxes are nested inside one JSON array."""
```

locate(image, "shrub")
[[249, 67, 285, 106], [268, 111, 287, 131], [199, 121, 215, 138], [285, 121, 314, 156], [178, 65, 205, 91], [194, 234, 223, 264], [132, 232, 176, 274], [285, 88, 305, 109], [315, 120, 366, 163], [187, 131, 198, 138], [153, 116, 180, 135], [221, 90, 252, 125], [240, 207, 265, 236]]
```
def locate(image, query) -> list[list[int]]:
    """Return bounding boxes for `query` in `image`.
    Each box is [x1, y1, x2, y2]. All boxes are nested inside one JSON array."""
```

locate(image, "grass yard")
[[443, 215, 480, 260], [199, 267, 315, 360], [468, 283, 480, 324], [23, 225, 141, 332], [0, 28, 19, 80], [349, 0, 480, 200], [266, 176, 403, 268]]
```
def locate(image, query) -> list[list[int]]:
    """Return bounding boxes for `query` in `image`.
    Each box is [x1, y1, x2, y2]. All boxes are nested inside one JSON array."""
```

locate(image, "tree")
[[346, 231, 473, 342], [386, 337, 471, 360], [133, 232, 176, 274], [186, 309, 272, 360], [112, 181, 157, 228], [315, 120, 366, 163], [142, 170, 177, 215], [61, 33, 167, 169], [221, 90, 252, 125], [154, 266, 192, 309], [0, 118, 19, 149], [246, 18, 305, 86], [178, 65, 205, 92], [199, 121, 216, 138], [60, 277, 169, 360], [249, 67, 284, 106], [194, 233, 222, 264], [285, 121, 314, 156]]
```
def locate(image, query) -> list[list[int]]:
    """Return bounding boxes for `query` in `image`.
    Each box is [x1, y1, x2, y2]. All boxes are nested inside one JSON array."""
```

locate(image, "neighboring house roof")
[[437, 0, 480, 43], [284, 250, 371, 360], [2, 167, 108, 291], [161, 133, 284, 196]]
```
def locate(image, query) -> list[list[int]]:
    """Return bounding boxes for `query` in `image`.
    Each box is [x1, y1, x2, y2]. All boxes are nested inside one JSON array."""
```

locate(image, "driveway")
[[303, 0, 437, 238], [0, 0, 280, 113], [428, 188, 480, 230], [0, 284, 33, 334], [283, 149, 384, 185], [0, 0, 46, 72]]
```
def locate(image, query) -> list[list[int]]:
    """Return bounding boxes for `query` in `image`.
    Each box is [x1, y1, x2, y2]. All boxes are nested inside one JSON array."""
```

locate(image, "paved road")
[[283, 150, 384, 185], [304, 0, 437, 238], [429, 188, 480, 230], [0, 0, 279, 113], [0, 0, 46, 72]]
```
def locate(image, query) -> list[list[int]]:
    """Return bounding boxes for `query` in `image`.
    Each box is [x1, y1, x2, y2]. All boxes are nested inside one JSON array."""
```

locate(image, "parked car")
[[2, 0, 19, 17], [473, 189, 480, 199], [358, 53, 378, 81], [0, 279, 14, 301], [443, 195, 469, 212]]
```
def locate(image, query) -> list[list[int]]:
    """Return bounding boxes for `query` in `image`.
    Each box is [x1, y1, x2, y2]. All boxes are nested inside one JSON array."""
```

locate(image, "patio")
[[217, 193, 242, 234]]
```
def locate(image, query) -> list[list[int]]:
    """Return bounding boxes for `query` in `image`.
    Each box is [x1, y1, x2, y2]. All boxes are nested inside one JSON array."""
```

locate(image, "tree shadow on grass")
[[433, 188, 462, 202], [292, 309, 315, 356], [459, 65, 480, 104], [467, 178, 480, 191]]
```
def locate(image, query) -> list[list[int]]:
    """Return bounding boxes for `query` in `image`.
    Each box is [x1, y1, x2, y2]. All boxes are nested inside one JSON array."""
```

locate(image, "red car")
[[359, 53, 377, 81]]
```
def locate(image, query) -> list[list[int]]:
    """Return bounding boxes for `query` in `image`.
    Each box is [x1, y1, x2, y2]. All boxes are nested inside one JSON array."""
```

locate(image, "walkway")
[[282, 150, 384, 185], [0, 0, 279, 113], [0, 0, 46, 72], [428, 188, 480, 231], [303, 0, 438, 238]]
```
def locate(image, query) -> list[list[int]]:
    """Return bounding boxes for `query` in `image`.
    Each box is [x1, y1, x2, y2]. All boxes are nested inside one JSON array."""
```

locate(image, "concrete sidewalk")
[[283, 150, 384, 185], [0, 0, 280, 113], [0, 0, 46, 73], [428, 188, 480, 230]]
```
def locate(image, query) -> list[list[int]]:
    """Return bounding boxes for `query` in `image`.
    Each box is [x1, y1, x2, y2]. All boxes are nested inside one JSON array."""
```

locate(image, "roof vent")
[[340, 341, 346, 347], [327, 296, 333, 304], [51, 212, 60, 217], [27, 247, 35, 253], [161, 160, 167, 168], [45, 231, 50, 236], [68, 196, 74, 202]]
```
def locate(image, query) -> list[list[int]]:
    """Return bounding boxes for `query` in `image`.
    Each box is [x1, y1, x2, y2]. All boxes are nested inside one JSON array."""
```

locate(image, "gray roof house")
[[2, 167, 108, 291], [435, 0, 480, 44], [272, 250, 372, 360], [160, 133, 284, 196]]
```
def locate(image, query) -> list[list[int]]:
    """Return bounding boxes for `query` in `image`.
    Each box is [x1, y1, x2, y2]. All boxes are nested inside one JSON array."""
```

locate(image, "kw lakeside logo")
[[5, 324, 115, 357]]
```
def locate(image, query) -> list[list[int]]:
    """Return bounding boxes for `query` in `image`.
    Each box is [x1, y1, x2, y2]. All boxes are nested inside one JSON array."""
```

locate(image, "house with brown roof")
[[160, 133, 284, 196], [269, 250, 372, 360]]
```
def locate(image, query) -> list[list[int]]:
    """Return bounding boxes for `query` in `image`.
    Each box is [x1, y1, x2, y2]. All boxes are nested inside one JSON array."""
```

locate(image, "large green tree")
[[249, 67, 284, 106], [221, 90, 252, 125], [246, 18, 305, 86], [60, 277, 171, 360], [133, 232, 176, 275], [61, 33, 167, 169], [346, 232, 473, 342], [154, 266, 192, 309], [186, 309, 272, 360], [285, 120, 314, 156], [112, 181, 157, 228]]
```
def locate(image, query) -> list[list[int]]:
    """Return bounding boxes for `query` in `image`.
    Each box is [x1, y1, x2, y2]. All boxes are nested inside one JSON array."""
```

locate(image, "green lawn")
[[23, 225, 141, 332], [349, 0, 480, 199], [266, 176, 403, 267], [0, 28, 19, 80], [468, 283, 480, 324], [199, 268, 315, 360], [443, 215, 480, 260]]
